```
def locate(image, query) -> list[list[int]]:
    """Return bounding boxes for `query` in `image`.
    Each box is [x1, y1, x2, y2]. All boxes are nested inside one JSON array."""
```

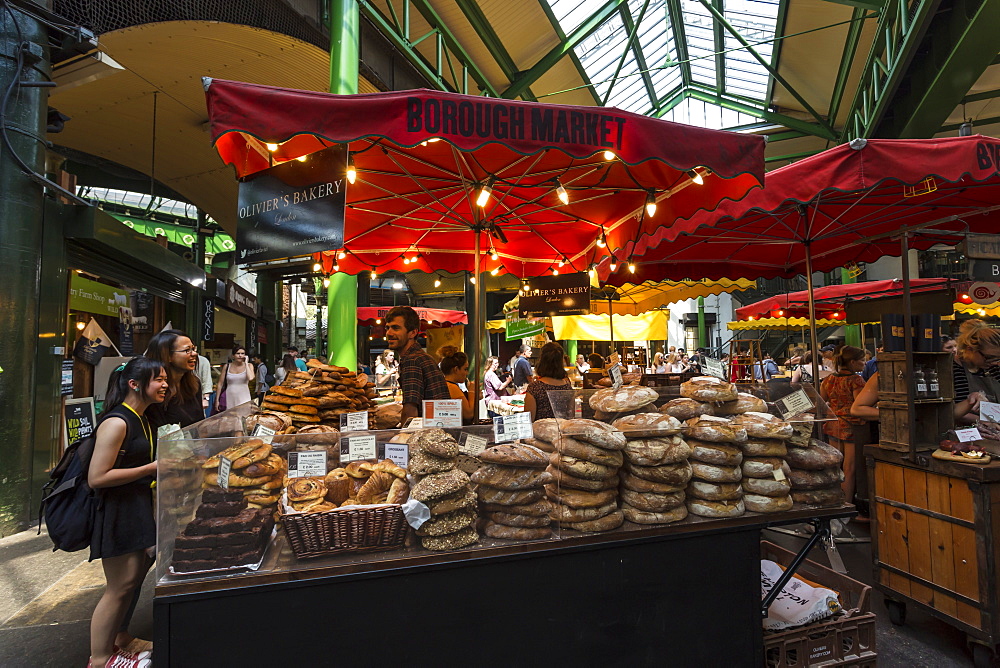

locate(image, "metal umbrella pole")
[[473, 225, 483, 420], [803, 242, 822, 388]]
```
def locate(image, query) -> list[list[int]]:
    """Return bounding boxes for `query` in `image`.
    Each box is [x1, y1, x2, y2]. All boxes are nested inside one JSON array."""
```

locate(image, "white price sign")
[[341, 434, 377, 462], [287, 450, 327, 478], [956, 427, 983, 442], [422, 399, 463, 428], [339, 411, 369, 431], [703, 357, 726, 380], [251, 424, 276, 443], [776, 389, 815, 418], [384, 442, 409, 468], [217, 456, 233, 490], [980, 401, 1000, 423], [460, 433, 489, 456], [404, 417, 424, 430], [773, 466, 787, 482], [608, 364, 623, 390], [493, 412, 533, 443]]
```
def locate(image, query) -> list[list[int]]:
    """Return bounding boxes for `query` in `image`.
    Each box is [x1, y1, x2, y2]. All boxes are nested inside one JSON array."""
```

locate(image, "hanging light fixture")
[[370, 267, 378, 279], [489, 247, 498, 261], [603, 151, 615, 161], [312, 262, 321, 272], [609, 255, 618, 272], [490, 264, 502, 276], [392, 280, 403, 290], [687, 169, 704, 186], [322, 277, 331, 288], [587, 263, 596, 279], [346, 156, 357, 184], [645, 191, 657, 217], [76, 320, 86, 331], [338, 250, 347, 260], [265, 142, 279, 152], [470, 275, 476, 284], [557, 256, 566, 268], [596, 231, 607, 248], [627, 257, 636, 273], [552, 266, 560, 276], [554, 179, 569, 205], [477, 177, 494, 207], [434, 275, 442, 288], [332, 262, 340, 272]]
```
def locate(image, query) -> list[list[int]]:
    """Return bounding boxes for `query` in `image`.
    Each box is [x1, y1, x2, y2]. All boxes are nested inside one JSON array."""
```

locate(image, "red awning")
[[356, 306, 467, 327], [600, 136, 1000, 284], [204, 79, 765, 278]]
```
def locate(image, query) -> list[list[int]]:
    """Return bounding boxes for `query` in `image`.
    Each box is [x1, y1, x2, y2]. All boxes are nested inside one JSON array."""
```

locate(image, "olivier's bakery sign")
[[237, 145, 347, 264], [519, 272, 591, 317]]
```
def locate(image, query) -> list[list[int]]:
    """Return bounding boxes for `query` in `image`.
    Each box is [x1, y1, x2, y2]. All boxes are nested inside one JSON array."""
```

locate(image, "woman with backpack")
[[88, 357, 166, 668]]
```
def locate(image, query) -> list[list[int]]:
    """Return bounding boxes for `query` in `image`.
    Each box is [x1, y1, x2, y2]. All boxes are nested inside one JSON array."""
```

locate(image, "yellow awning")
[[728, 317, 847, 330], [956, 302, 1000, 317], [593, 278, 756, 316], [552, 311, 668, 341]]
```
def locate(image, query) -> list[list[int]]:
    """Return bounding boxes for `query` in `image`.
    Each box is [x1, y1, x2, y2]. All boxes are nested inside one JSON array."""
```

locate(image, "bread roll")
[[611, 413, 683, 437], [621, 502, 688, 525], [688, 440, 743, 466], [731, 412, 793, 439], [740, 439, 788, 457], [385, 477, 410, 504], [619, 471, 686, 494], [686, 497, 745, 518], [742, 476, 791, 497], [544, 484, 617, 508], [557, 419, 627, 450], [554, 436, 625, 467], [588, 385, 660, 413], [470, 465, 554, 490], [685, 416, 747, 443], [743, 493, 793, 513], [546, 465, 618, 492], [478, 442, 549, 468], [784, 439, 844, 470], [713, 392, 768, 416], [549, 452, 619, 481], [623, 436, 691, 467], [680, 376, 738, 402], [488, 511, 551, 528], [791, 486, 846, 506], [620, 487, 685, 512], [689, 461, 742, 483], [788, 467, 844, 490], [548, 500, 618, 523], [484, 521, 553, 540], [413, 428, 461, 458], [559, 509, 625, 532], [742, 457, 792, 480], [660, 398, 714, 421], [475, 486, 544, 506], [624, 460, 693, 486], [687, 480, 743, 501]]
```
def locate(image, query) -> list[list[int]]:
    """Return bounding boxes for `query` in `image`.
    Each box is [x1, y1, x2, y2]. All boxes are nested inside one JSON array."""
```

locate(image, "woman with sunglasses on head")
[[213, 345, 254, 414], [88, 357, 167, 668], [953, 320, 1000, 423], [143, 330, 204, 433]]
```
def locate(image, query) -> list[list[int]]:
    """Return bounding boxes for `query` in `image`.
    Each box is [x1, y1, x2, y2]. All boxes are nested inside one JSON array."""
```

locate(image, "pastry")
[[623, 436, 691, 466], [554, 436, 625, 467], [556, 419, 627, 450], [714, 392, 768, 416], [743, 493, 793, 513], [287, 477, 326, 502], [420, 526, 479, 551], [289, 405, 320, 415], [688, 440, 743, 466], [680, 376, 738, 402], [548, 500, 617, 522], [621, 503, 688, 525], [788, 467, 845, 489], [204, 472, 272, 488], [792, 486, 846, 506], [357, 471, 394, 504], [685, 416, 747, 443], [415, 508, 477, 536], [660, 398, 714, 421], [371, 458, 408, 479], [687, 480, 743, 501], [531, 418, 565, 444], [203, 440, 264, 469], [784, 439, 844, 470], [611, 413, 683, 437], [624, 460, 693, 485], [588, 385, 660, 413], [484, 522, 553, 540], [408, 449, 456, 476], [560, 509, 624, 532], [243, 453, 284, 477], [689, 461, 742, 483], [620, 487, 685, 512], [742, 457, 792, 479], [470, 465, 554, 490], [742, 476, 792, 497], [232, 444, 274, 470], [413, 428, 461, 458], [619, 471, 686, 494], [481, 498, 553, 516], [478, 442, 549, 468], [686, 498, 746, 518], [324, 470, 352, 506], [740, 439, 788, 458], [386, 478, 410, 504], [427, 488, 478, 515], [546, 465, 619, 491], [476, 486, 544, 506], [549, 452, 618, 481], [544, 484, 617, 508], [202, 487, 245, 504], [488, 511, 551, 528], [731, 412, 793, 440], [411, 469, 470, 502], [269, 385, 304, 397], [344, 461, 371, 478]]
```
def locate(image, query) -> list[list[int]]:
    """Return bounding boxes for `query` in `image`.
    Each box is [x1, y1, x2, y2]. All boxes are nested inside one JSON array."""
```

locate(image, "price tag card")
[[980, 401, 1000, 423], [608, 352, 621, 367], [251, 424, 276, 443], [217, 456, 233, 490], [287, 450, 327, 478], [703, 357, 726, 380], [341, 434, 377, 462], [384, 442, 409, 468], [422, 399, 463, 428], [956, 427, 983, 442], [773, 466, 787, 482], [776, 389, 815, 418], [339, 411, 369, 432], [609, 364, 623, 390], [404, 417, 424, 430], [460, 433, 489, 456], [493, 412, 533, 443]]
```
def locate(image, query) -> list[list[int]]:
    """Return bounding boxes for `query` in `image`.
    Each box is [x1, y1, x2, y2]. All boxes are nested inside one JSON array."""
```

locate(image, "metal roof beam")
[[453, 0, 536, 100], [617, 0, 660, 111], [765, 0, 790, 104], [502, 0, 629, 99], [826, 8, 867, 127], [684, 88, 838, 140], [602, 1, 648, 106], [818, 0, 886, 9], [963, 89, 1000, 105], [664, 0, 692, 87], [712, 0, 725, 94]]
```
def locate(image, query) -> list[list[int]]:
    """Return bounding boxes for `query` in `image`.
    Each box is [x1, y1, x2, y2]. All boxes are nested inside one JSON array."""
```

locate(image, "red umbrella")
[[204, 79, 765, 279], [356, 307, 467, 328]]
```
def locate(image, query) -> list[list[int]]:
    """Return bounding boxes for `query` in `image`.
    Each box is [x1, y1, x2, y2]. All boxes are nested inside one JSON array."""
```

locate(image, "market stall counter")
[[153, 378, 850, 666]]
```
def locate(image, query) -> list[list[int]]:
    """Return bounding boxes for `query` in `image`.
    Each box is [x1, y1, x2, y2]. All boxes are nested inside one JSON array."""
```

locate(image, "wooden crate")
[[876, 351, 954, 402], [878, 401, 953, 452]]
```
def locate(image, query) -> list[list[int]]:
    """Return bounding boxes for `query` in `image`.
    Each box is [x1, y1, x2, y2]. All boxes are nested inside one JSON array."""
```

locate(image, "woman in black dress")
[[524, 342, 573, 420], [88, 357, 166, 668], [144, 329, 204, 434]]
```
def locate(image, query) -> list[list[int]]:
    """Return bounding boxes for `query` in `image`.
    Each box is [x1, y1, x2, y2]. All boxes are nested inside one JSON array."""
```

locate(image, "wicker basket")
[[282, 504, 407, 559]]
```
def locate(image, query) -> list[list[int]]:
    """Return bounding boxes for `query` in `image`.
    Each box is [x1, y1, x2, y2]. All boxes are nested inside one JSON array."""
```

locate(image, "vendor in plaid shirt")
[[384, 305, 451, 422]]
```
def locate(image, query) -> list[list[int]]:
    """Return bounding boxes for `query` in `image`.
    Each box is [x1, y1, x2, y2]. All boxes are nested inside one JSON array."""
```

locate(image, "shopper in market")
[[195, 353, 214, 418], [483, 355, 512, 418], [384, 305, 450, 421], [511, 344, 533, 393], [287, 346, 308, 371], [213, 345, 254, 414], [251, 352, 270, 405], [524, 341, 573, 421], [819, 345, 866, 507], [274, 353, 298, 385], [651, 351, 668, 373], [374, 349, 399, 389], [575, 354, 590, 374], [953, 319, 1000, 423], [439, 346, 476, 422], [144, 329, 205, 434], [87, 356, 166, 668]]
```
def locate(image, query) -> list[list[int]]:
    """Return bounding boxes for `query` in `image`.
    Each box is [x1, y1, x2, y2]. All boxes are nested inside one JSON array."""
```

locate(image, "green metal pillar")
[[564, 340, 577, 363], [0, 4, 48, 533], [326, 0, 360, 369], [840, 268, 861, 348], [697, 296, 707, 348]]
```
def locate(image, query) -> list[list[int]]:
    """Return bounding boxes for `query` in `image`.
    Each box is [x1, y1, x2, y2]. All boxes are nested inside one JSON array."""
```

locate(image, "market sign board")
[[69, 274, 128, 317], [505, 311, 545, 341], [970, 260, 1000, 281], [237, 145, 347, 264], [518, 272, 591, 317], [964, 234, 1000, 260], [226, 281, 260, 318]]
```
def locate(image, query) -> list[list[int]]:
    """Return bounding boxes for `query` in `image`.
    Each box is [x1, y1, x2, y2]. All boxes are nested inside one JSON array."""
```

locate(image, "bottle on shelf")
[[926, 367, 940, 399], [913, 367, 928, 399]]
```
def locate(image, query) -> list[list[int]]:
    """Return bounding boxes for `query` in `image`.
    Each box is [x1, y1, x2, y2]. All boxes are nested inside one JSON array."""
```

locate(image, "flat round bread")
[[660, 398, 714, 421], [742, 476, 792, 497], [478, 442, 549, 468], [622, 502, 688, 525], [549, 452, 619, 481], [731, 412, 793, 440], [686, 497, 746, 518], [687, 480, 743, 501], [544, 484, 617, 508], [557, 419, 627, 450], [744, 493, 793, 513], [548, 500, 617, 523], [740, 439, 788, 458], [784, 439, 844, 470], [546, 465, 619, 491], [620, 487, 685, 512], [792, 486, 846, 506], [713, 392, 768, 416], [623, 436, 691, 467], [685, 416, 747, 443], [484, 521, 552, 540], [589, 386, 660, 413], [619, 471, 686, 494], [742, 457, 792, 480], [688, 440, 743, 466], [788, 466, 844, 490], [624, 460, 693, 486], [611, 413, 683, 438], [559, 509, 625, 532], [553, 436, 624, 467], [680, 376, 738, 402]]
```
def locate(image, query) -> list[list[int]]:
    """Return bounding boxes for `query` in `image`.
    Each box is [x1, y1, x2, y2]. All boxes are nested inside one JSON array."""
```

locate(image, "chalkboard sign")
[[64, 397, 96, 447]]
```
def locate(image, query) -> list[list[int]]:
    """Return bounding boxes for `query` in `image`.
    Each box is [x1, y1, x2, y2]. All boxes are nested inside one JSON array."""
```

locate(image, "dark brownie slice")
[[202, 487, 245, 504], [173, 547, 215, 561], [173, 533, 219, 549], [182, 519, 214, 536], [195, 501, 246, 519]]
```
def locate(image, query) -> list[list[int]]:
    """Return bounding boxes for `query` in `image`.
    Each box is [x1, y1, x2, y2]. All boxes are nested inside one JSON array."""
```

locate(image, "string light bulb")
[[477, 178, 493, 207], [490, 265, 501, 276], [645, 191, 657, 217], [609, 256, 618, 272], [490, 248, 498, 261], [588, 264, 596, 279], [554, 179, 569, 205], [370, 267, 378, 279], [265, 142, 278, 152], [296, 155, 308, 162], [557, 257, 566, 268], [628, 259, 636, 273], [322, 277, 330, 288], [552, 266, 559, 276], [346, 156, 357, 185], [332, 262, 340, 272], [312, 262, 321, 272], [76, 321, 86, 330], [470, 275, 476, 284], [688, 169, 704, 186], [596, 232, 607, 248], [338, 250, 347, 260], [402, 256, 410, 265], [434, 276, 442, 288], [603, 151, 615, 161]]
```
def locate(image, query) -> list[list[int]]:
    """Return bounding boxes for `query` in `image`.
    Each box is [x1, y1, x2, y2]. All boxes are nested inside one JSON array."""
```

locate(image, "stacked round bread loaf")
[[202, 439, 286, 511], [408, 428, 480, 550], [612, 413, 690, 524], [260, 362, 380, 430], [473, 442, 554, 540], [684, 415, 747, 518], [588, 385, 660, 421], [732, 412, 794, 513], [545, 418, 628, 532], [785, 438, 846, 506]]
